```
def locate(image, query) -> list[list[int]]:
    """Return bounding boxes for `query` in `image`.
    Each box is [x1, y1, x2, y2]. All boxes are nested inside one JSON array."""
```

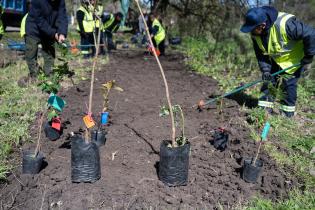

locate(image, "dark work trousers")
[[95, 28, 105, 55], [25, 35, 55, 77], [259, 66, 303, 117], [152, 38, 165, 56], [104, 31, 115, 52], [80, 32, 95, 58]]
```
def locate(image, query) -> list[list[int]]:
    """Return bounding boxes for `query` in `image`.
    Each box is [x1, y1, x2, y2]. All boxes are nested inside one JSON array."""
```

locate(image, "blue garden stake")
[[48, 94, 66, 112], [101, 112, 109, 125], [253, 121, 271, 165]]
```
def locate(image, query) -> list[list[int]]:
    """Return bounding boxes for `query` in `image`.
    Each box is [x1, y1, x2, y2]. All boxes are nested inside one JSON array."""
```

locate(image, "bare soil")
[[0, 51, 298, 210]]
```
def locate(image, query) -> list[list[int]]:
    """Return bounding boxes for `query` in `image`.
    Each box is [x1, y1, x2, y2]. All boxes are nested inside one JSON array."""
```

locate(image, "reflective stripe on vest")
[[0, 6, 4, 34], [103, 14, 115, 31], [152, 18, 165, 45], [254, 12, 304, 74], [81, 50, 90, 55], [77, 6, 94, 33], [258, 100, 274, 108], [280, 105, 295, 112], [20, 13, 28, 38]]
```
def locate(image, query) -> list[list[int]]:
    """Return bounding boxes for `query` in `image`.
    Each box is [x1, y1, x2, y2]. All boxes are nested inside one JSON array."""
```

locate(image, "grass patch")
[[0, 61, 45, 179], [177, 36, 260, 93], [244, 190, 315, 210]]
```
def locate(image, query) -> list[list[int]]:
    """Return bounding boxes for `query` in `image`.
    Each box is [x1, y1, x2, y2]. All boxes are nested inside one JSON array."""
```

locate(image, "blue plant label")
[[261, 122, 271, 141], [101, 112, 109, 125]]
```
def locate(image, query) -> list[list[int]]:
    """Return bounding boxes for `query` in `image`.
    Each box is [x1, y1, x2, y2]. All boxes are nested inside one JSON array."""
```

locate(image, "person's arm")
[[76, 10, 85, 33], [101, 14, 111, 23], [286, 17, 315, 64], [30, 0, 56, 38], [252, 38, 272, 73], [111, 19, 121, 33], [55, 0, 68, 37], [151, 25, 159, 36]]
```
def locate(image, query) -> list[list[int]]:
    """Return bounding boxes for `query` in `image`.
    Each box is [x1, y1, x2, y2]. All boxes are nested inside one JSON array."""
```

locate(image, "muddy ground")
[[0, 51, 299, 209]]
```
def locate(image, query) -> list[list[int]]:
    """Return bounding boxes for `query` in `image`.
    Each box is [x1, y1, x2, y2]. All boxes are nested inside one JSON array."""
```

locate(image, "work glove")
[[301, 55, 314, 65], [301, 55, 313, 74], [262, 72, 272, 81]]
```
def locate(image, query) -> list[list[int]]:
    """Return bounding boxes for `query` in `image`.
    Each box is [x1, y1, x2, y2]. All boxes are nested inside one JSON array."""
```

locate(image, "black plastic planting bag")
[[22, 150, 44, 174], [91, 129, 107, 147], [242, 158, 263, 183], [159, 140, 190, 186], [71, 135, 101, 183], [211, 130, 229, 151], [44, 122, 61, 141]]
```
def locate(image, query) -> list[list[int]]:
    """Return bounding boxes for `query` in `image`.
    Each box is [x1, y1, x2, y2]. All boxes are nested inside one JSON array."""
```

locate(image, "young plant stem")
[[253, 141, 262, 166], [135, 0, 176, 147], [177, 105, 185, 139], [34, 112, 45, 157], [253, 114, 269, 166], [219, 99, 223, 114], [102, 88, 110, 112], [85, 5, 102, 143]]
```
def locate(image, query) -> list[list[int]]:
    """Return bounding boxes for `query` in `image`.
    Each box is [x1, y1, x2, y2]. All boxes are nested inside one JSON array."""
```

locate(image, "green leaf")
[[47, 109, 58, 121], [159, 105, 170, 117]]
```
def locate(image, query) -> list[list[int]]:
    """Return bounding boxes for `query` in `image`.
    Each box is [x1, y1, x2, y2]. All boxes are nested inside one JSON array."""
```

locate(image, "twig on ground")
[[111, 151, 118, 160], [138, 178, 155, 184], [11, 171, 25, 187], [40, 184, 47, 210], [191, 136, 200, 140]]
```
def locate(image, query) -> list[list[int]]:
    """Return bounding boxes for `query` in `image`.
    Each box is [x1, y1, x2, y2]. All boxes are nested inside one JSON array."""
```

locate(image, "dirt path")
[[0, 51, 297, 209]]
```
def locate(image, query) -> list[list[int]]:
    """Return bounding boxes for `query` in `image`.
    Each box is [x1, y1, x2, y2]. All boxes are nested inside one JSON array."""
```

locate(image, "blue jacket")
[[252, 6, 315, 73], [26, 0, 68, 39]]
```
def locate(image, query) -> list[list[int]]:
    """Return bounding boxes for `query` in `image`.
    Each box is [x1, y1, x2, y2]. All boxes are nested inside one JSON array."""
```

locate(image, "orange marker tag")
[[83, 115, 95, 128], [148, 46, 161, 56], [52, 117, 61, 131]]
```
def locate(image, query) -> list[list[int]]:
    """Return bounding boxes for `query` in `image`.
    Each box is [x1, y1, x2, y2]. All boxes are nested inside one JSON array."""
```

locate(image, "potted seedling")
[[135, 0, 190, 187], [159, 105, 190, 186], [44, 93, 66, 141], [91, 80, 123, 146], [242, 121, 271, 183], [22, 112, 45, 174], [44, 107, 61, 141], [71, 4, 103, 183], [38, 54, 72, 140]]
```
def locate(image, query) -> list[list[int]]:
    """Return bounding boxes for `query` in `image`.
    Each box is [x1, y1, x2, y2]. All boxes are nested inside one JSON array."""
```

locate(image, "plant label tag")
[[101, 112, 109, 125], [261, 122, 271, 141], [52, 117, 61, 131], [83, 115, 95, 128]]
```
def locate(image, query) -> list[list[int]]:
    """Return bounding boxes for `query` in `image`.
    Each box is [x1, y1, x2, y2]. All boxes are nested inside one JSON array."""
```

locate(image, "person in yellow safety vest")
[[77, 0, 95, 58], [149, 13, 166, 56], [241, 6, 315, 118], [101, 12, 123, 53], [20, 1, 31, 39], [0, 4, 4, 41], [93, 2, 105, 55]]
